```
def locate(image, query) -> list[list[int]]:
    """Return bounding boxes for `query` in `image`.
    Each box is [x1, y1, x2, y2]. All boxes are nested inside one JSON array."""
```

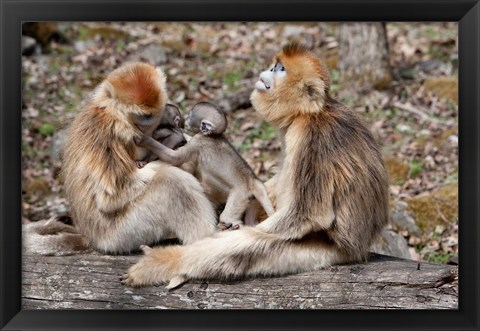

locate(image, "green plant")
[[225, 71, 242, 90], [409, 159, 423, 178], [424, 252, 455, 265], [38, 123, 55, 136]]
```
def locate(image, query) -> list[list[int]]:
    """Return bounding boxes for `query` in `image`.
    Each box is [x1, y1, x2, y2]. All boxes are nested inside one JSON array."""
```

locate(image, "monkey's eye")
[[271, 63, 285, 73]]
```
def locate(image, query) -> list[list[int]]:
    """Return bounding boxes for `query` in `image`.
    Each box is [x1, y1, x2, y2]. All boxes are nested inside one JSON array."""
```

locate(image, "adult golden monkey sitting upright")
[[122, 43, 389, 289], [62, 62, 217, 254]]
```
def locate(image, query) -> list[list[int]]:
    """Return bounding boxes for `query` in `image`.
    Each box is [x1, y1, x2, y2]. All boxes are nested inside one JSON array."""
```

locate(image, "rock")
[[370, 229, 412, 260], [22, 36, 40, 56], [417, 59, 452, 76], [127, 43, 168, 65], [446, 255, 458, 265], [389, 200, 421, 236], [50, 129, 68, 163]]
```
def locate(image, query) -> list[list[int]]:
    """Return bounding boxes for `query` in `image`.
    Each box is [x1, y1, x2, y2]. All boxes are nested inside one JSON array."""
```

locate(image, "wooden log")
[[22, 253, 458, 309]]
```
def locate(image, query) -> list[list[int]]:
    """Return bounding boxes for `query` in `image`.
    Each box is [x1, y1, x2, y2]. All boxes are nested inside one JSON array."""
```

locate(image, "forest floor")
[[22, 22, 458, 264]]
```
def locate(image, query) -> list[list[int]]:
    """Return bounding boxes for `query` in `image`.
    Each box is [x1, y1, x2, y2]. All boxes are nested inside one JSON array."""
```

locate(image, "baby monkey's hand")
[[135, 160, 147, 169]]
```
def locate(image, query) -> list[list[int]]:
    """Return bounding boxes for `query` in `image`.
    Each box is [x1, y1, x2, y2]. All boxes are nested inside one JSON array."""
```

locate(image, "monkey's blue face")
[[131, 113, 161, 133], [255, 62, 287, 92]]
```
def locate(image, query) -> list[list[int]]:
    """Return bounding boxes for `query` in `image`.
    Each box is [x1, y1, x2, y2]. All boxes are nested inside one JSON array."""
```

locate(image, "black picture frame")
[[1, 0, 478, 330]]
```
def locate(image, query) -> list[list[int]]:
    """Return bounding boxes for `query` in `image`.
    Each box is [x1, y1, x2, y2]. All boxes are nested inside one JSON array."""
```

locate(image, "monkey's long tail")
[[176, 227, 348, 283], [23, 217, 90, 256]]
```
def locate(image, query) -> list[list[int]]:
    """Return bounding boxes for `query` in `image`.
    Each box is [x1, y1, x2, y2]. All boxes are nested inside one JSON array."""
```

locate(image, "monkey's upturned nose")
[[260, 79, 270, 89]]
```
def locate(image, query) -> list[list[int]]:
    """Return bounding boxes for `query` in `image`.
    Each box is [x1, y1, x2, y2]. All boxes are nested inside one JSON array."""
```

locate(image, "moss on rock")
[[407, 183, 458, 232], [423, 76, 458, 102]]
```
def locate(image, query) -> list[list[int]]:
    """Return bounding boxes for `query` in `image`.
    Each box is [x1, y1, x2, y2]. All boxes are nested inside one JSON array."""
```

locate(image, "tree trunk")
[[22, 252, 458, 309], [338, 23, 392, 97]]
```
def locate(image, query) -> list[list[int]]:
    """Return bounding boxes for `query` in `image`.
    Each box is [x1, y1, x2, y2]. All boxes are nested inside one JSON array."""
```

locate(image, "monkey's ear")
[[174, 116, 181, 127], [200, 119, 214, 135], [301, 78, 325, 101], [103, 81, 116, 99]]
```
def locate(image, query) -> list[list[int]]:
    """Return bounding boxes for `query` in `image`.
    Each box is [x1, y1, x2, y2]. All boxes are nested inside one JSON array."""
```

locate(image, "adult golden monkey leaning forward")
[[62, 62, 217, 254]]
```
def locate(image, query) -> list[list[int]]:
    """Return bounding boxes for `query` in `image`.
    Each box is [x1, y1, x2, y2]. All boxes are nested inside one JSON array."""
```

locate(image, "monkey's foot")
[[121, 245, 187, 289], [139, 244, 152, 253]]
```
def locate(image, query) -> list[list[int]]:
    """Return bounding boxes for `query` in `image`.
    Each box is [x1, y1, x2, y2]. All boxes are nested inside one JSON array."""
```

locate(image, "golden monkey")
[[136, 103, 187, 168], [23, 105, 189, 257], [135, 102, 274, 230], [122, 43, 389, 288], [62, 62, 217, 254]]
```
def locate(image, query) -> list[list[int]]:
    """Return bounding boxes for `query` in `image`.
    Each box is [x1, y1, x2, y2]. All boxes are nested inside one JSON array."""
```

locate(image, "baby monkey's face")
[[184, 111, 201, 134]]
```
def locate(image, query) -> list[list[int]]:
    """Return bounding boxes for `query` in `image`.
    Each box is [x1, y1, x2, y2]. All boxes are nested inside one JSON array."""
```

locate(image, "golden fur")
[[62, 62, 217, 254], [123, 43, 389, 288]]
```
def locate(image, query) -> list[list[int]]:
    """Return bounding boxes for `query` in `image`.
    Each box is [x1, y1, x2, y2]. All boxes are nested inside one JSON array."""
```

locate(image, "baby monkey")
[[136, 101, 274, 229], [136, 103, 187, 168]]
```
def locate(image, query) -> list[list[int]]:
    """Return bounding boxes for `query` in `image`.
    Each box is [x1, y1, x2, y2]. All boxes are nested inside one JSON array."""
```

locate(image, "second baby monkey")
[[136, 103, 187, 168], [136, 102, 274, 229]]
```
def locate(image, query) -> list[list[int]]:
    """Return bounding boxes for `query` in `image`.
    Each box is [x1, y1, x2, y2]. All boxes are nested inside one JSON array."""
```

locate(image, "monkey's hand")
[[135, 160, 148, 169], [121, 245, 187, 289]]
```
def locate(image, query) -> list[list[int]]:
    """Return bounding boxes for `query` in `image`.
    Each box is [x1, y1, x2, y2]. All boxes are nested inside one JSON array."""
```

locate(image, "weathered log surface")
[[22, 253, 458, 310]]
